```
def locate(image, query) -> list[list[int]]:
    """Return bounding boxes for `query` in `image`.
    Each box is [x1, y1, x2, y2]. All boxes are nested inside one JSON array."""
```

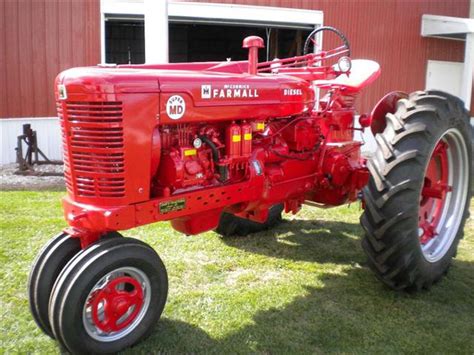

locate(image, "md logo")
[[166, 95, 186, 120]]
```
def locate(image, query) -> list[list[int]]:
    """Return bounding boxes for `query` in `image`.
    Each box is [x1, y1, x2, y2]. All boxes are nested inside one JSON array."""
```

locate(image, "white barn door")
[[425, 60, 463, 97]]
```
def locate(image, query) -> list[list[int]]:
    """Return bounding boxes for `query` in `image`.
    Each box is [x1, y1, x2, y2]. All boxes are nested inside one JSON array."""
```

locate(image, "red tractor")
[[28, 27, 472, 353]]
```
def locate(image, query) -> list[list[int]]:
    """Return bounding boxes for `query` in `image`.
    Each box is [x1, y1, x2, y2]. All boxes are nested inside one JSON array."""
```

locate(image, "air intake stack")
[[243, 36, 264, 75]]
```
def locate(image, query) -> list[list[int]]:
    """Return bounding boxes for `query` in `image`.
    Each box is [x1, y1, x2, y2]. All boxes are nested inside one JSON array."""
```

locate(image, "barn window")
[[105, 20, 311, 64]]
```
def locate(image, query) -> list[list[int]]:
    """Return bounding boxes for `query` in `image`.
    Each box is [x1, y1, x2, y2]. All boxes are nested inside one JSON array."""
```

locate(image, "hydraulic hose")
[[198, 135, 228, 181], [198, 135, 219, 163]]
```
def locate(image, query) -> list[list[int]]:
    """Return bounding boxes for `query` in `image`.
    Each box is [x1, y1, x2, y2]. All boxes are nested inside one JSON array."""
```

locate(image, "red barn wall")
[[0, 0, 100, 118], [189, 0, 470, 114], [0, 0, 470, 118]]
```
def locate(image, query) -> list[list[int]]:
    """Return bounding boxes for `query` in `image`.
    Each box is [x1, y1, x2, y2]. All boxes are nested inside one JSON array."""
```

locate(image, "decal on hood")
[[166, 95, 186, 120], [201, 84, 259, 99]]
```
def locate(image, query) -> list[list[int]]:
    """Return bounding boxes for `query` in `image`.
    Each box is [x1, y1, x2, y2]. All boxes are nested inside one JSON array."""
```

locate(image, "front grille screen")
[[57, 101, 126, 198]]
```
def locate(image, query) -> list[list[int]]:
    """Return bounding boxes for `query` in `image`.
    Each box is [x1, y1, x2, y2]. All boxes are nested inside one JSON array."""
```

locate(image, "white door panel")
[[425, 60, 463, 97]]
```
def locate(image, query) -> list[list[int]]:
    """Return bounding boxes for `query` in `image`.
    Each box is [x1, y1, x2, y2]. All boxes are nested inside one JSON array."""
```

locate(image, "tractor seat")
[[314, 59, 381, 93]]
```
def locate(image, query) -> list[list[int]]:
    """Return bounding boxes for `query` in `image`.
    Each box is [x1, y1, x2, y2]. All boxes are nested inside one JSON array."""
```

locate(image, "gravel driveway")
[[0, 164, 65, 190]]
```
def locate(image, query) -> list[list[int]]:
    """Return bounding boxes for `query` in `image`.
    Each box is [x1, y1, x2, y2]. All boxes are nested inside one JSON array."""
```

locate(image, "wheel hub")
[[419, 140, 451, 245], [90, 276, 144, 332], [418, 129, 469, 262], [83, 267, 151, 342]]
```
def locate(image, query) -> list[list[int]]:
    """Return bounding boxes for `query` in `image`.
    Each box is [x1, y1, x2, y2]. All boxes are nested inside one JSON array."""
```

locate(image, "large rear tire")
[[216, 204, 284, 237], [361, 90, 472, 291]]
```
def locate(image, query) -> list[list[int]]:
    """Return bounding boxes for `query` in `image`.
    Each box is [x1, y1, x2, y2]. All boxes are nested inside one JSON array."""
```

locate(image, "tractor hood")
[[56, 65, 315, 122], [55, 67, 161, 96]]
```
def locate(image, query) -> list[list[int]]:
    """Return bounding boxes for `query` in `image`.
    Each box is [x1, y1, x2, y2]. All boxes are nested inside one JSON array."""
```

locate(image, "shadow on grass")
[[126, 218, 474, 353], [221, 219, 365, 264], [129, 260, 474, 354]]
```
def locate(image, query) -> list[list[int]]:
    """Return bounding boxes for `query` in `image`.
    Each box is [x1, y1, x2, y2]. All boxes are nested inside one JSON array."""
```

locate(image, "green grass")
[[1, 191, 473, 354]]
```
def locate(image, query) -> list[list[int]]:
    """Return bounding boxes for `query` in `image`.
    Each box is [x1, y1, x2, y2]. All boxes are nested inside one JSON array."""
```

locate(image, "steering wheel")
[[303, 26, 351, 57]]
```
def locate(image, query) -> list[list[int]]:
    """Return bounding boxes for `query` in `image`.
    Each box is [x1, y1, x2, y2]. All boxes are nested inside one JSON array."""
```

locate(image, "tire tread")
[[361, 90, 472, 291]]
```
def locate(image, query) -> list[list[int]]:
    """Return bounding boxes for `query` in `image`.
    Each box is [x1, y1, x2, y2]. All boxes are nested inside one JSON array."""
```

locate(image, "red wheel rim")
[[83, 266, 151, 341], [419, 140, 452, 245], [90, 276, 144, 332]]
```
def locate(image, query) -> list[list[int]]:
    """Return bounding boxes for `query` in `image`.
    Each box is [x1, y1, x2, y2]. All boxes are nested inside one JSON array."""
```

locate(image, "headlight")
[[337, 56, 352, 73]]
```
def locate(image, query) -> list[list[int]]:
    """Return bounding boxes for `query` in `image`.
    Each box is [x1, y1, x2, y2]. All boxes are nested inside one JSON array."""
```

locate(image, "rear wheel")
[[49, 237, 168, 353], [361, 90, 471, 291], [216, 204, 284, 237]]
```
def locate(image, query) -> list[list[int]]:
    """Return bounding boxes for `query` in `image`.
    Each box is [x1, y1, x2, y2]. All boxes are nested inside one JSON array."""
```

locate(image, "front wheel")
[[28, 232, 81, 338], [361, 90, 472, 291], [49, 237, 168, 353]]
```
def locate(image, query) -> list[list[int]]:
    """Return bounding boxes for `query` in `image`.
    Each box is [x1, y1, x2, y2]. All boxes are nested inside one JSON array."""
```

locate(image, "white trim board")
[[421, 14, 474, 39], [100, 0, 324, 63], [101, 1, 323, 27]]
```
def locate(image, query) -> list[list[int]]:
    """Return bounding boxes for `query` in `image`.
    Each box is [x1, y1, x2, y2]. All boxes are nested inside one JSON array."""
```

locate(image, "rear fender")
[[370, 91, 408, 135]]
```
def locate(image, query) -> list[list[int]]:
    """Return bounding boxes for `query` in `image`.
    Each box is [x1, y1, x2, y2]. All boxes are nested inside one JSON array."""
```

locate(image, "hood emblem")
[[58, 84, 67, 100]]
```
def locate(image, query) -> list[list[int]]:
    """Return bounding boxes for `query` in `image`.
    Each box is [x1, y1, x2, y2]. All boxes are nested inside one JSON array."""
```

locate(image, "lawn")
[[1, 191, 473, 354]]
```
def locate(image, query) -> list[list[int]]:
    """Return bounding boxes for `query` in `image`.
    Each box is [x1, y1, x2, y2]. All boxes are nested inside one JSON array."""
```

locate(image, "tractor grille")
[[57, 101, 126, 198]]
